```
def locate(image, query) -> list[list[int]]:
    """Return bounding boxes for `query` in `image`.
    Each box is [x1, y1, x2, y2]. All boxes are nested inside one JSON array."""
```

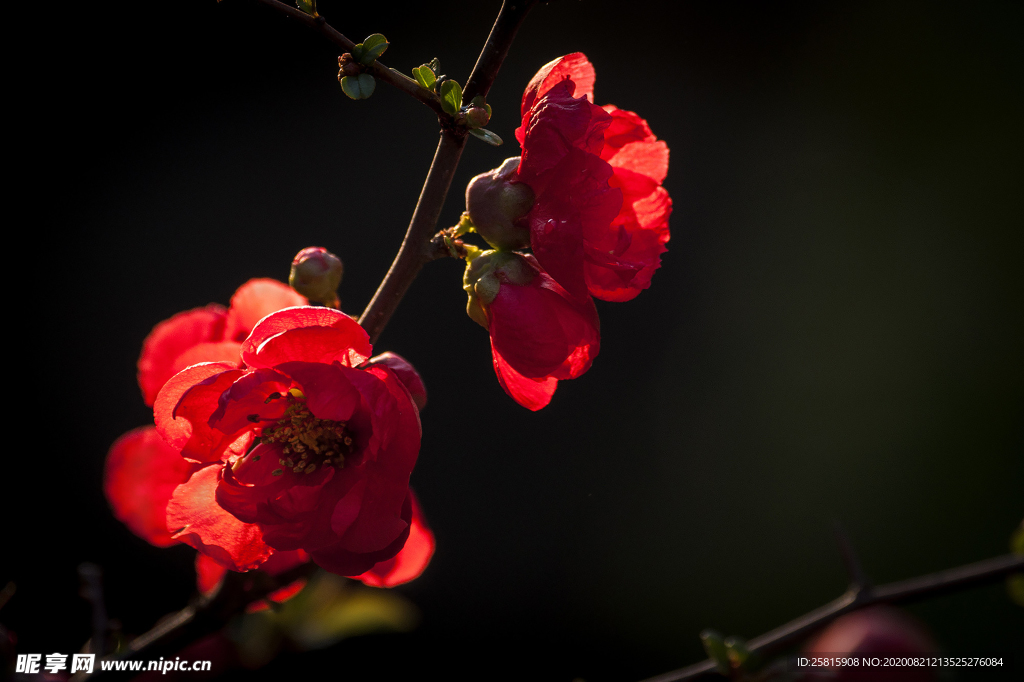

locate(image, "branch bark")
[[358, 0, 537, 344], [640, 552, 1024, 682], [254, 0, 446, 117]]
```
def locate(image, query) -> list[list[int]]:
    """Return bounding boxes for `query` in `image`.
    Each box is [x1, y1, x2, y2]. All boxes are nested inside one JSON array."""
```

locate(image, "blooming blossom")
[[154, 307, 426, 577], [467, 53, 670, 303]]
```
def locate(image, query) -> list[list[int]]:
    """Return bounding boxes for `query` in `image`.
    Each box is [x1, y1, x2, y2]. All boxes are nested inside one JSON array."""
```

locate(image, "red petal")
[[355, 490, 435, 587], [167, 463, 273, 572], [367, 352, 427, 411], [154, 363, 245, 463], [521, 53, 595, 122], [491, 344, 558, 411], [224, 278, 308, 342], [240, 307, 371, 369], [104, 426, 193, 547], [137, 306, 228, 406], [195, 552, 228, 596], [488, 259, 600, 380], [310, 491, 413, 576]]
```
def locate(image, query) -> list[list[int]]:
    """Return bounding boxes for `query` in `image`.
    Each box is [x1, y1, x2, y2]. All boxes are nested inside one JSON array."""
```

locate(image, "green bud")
[[465, 157, 533, 250], [412, 65, 436, 90], [295, 0, 318, 17]]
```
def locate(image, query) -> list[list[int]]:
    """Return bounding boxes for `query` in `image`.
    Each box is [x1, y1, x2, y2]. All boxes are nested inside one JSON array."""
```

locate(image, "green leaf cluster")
[[352, 34, 389, 66]]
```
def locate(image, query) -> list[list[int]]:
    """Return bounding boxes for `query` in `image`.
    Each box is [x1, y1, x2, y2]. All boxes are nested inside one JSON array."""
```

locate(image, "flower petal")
[[240, 307, 371, 370], [167, 463, 273, 571], [367, 352, 427, 411], [154, 362, 243, 462], [104, 426, 193, 547], [521, 52, 596, 122], [224, 278, 308, 342], [137, 305, 228, 406], [355, 490, 435, 588], [491, 343, 558, 411]]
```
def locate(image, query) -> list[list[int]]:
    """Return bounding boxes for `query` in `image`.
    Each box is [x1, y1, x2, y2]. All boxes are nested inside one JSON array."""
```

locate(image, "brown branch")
[[640, 552, 1024, 682], [253, 0, 446, 117], [72, 562, 319, 682], [357, 0, 537, 344]]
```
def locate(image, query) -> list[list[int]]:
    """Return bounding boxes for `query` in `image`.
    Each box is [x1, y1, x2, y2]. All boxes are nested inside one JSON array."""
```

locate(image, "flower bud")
[[289, 247, 343, 306], [465, 105, 490, 128], [465, 157, 534, 251]]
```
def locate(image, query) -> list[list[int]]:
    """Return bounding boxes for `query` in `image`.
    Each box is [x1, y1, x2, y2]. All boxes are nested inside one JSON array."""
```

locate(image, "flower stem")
[[254, 0, 446, 117], [358, 0, 537, 344], [640, 552, 1024, 682]]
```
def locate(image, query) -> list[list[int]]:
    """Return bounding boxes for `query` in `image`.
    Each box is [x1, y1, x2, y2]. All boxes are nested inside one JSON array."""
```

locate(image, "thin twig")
[[640, 552, 1024, 682], [73, 562, 318, 681], [358, 0, 537, 344], [253, 0, 446, 117]]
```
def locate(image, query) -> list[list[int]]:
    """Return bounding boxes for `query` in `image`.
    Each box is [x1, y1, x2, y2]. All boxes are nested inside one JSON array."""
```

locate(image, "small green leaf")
[[360, 34, 389, 63], [439, 80, 463, 116], [295, 0, 318, 17], [340, 74, 376, 100], [468, 128, 503, 146], [428, 57, 441, 75], [470, 95, 493, 119], [351, 44, 365, 63], [700, 629, 730, 675], [412, 65, 436, 90]]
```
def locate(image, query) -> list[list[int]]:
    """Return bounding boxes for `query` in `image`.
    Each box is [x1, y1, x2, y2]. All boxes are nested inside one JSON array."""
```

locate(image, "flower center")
[[257, 389, 354, 476]]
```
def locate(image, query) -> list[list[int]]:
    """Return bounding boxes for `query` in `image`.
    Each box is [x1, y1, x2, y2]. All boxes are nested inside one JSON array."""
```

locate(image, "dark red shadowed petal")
[[240, 307, 371, 370], [138, 306, 228, 406], [207, 368, 294, 438], [311, 491, 413, 577], [167, 463, 273, 572], [224, 278, 308, 342], [367, 352, 428, 411], [491, 342, 559, 411], [154, 363, 245, 463], [105, 426, 193, 547], [356, 491, 435, 587]]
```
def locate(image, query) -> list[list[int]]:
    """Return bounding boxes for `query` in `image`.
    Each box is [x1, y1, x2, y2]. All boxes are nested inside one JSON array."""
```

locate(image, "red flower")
[[804, 606, 939, 682], [465, 251, 599, 411], [138, 279, 307, 406], [154, 307, 426, 577], [467, 53, 670, 303]]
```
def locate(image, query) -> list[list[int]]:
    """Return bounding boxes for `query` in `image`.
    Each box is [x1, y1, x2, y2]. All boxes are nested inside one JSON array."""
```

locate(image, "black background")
[[8, 0, 1023, 680]]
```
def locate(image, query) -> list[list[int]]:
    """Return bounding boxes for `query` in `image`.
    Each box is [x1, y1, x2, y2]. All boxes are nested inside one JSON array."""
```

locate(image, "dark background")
[[8, 0, 1023, 680]]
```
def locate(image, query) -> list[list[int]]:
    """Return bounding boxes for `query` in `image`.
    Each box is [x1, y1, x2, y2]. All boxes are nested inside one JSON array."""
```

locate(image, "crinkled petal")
[[224, 278, 308, 342], [241, 307, 371, 370], [356, 491, 435, 588], [138, 305, 228, 406], [167, 463, 273, 571], [104, 426, 193, 547]]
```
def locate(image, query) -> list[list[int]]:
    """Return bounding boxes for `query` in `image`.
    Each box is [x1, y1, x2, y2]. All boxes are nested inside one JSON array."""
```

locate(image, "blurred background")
[[8, 0, 1022, 679]]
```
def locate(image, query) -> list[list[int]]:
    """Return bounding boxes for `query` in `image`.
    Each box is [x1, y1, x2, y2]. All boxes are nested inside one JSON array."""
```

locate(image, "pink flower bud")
[[289, 246, 343, 305], [465, 157, 535, 251]]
